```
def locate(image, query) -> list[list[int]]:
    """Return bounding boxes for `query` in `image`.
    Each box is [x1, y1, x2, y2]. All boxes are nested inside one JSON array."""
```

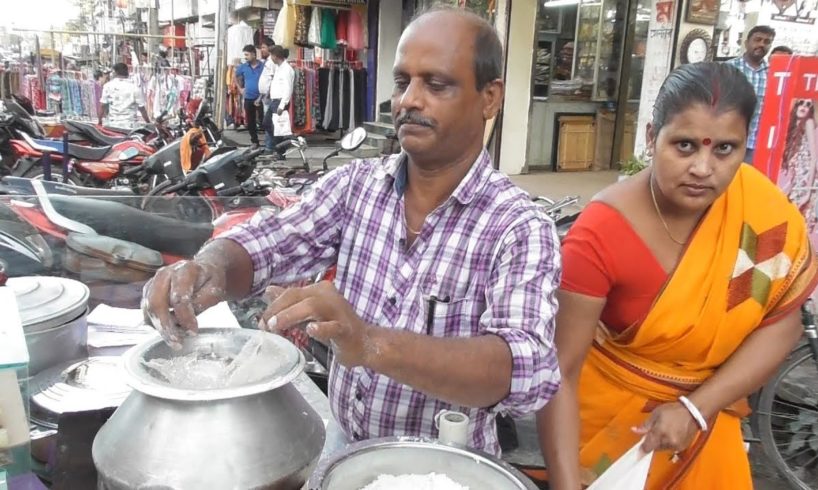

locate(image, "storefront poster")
[[634, 0, 676, 155], [755, 56, 818, 245]]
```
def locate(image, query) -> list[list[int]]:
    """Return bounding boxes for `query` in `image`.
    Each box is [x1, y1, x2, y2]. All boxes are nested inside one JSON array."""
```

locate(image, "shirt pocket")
[[417, 284, 486, 338]]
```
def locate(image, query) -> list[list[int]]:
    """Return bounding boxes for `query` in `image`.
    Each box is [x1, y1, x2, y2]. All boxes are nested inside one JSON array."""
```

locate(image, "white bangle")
[[678, 396, 708, 432]]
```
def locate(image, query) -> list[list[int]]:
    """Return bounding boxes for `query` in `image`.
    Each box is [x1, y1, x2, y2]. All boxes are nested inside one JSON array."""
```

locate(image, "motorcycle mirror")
[[339, 127, 367, 152], [118, 147, 140, 161]]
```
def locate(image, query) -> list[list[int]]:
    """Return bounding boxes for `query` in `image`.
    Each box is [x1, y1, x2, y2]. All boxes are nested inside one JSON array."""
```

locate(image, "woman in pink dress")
[[782, 99, 818, 239]]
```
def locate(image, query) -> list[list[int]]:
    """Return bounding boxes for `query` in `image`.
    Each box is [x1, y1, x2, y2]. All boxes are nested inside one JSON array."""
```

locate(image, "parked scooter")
[[144, 127, 369, 222]]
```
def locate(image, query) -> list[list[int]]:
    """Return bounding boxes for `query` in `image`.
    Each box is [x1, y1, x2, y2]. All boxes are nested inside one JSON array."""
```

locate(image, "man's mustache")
[[396, 112, 435, 128]]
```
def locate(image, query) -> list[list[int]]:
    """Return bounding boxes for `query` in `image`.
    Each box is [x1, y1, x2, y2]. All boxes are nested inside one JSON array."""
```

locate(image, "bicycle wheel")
[[753, 344, 818, 489]]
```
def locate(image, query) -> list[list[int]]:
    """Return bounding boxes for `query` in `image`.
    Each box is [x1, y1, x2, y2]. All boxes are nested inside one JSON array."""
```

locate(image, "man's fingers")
[[190, 274, 227, 316], [262, 297, 321, 333], [168, 262, 201, 334], [259, 288, 309, 330], [306, 321, 343, 343], [143, 270, 180, 341], [262, 285, 286, 304]]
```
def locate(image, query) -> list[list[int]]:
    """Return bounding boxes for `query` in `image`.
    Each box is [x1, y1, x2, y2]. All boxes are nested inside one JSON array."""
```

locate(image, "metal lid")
[[29, 357, 132, 429], [122, 328, 303, 402], [8, 276, 90, 333]]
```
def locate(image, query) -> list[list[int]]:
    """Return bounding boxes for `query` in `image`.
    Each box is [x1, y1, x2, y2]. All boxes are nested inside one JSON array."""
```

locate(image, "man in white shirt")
[[257, 38, 277, 152], [264, 45, 295, 160], [99, 63, 150, 129]]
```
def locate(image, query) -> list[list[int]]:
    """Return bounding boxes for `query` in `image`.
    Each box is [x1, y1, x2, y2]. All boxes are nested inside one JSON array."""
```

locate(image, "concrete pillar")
[[376, 0, 402, 112], [498, 0, 536, 176]]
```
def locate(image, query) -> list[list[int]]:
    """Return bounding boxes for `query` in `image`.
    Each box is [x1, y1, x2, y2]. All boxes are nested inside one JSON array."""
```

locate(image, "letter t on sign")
[[774, 72, 792, 96]]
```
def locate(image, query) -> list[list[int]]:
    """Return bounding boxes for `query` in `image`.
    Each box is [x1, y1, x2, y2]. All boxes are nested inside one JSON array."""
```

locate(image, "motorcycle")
[[8, 130, 154, 187], [144, 127, 369, 222]]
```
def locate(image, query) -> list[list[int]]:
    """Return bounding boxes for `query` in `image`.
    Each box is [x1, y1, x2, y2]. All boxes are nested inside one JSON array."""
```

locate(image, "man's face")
[[261, 44, 270, 59], [244, 50, 256, 63], [745, 32, 774, 62], [391, 13, 503, 167]]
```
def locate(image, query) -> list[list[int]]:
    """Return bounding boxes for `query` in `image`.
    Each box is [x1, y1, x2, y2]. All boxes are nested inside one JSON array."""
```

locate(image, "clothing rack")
[[289, 0, 356, 11]]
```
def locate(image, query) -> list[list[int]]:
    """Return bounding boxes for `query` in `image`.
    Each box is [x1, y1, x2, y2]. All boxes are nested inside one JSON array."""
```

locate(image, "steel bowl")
[[308, 437, 539, 490]]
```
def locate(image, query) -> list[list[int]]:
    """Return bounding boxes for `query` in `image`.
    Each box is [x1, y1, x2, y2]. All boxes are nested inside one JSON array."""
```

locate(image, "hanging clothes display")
[[347, 10, 366, 51], [336, 11, 349, 46], [320, 9, 337, 50], [273, 1, 297, 48], [308, 7, 322, 47], [294, 6, 312, 47], [227, 21, 255, 65]]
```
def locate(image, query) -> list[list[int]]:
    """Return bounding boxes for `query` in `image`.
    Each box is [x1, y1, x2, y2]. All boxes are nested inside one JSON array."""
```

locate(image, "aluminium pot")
[[308, 437, 539, 490], [92, 328, 326, 490], [8, 276, 90, 375], [28, 357, 131, 466]]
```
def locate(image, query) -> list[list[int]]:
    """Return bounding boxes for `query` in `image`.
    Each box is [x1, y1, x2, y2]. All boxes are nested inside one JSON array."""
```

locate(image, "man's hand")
[[142, 260, 228, 349], [634, 402, 699, 453], [239, 87, 245, 97], [254, 98, 261, 107], [276, 107, 284, 116], [259, 282, 373, 367]]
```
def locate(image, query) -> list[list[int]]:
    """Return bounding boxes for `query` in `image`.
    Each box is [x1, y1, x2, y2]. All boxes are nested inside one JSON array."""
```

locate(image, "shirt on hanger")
[[227, 21, 255, 65]]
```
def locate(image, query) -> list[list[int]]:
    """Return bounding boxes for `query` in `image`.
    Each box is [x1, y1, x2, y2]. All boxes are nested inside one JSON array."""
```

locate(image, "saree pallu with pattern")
[[579, 165, 818, 489]]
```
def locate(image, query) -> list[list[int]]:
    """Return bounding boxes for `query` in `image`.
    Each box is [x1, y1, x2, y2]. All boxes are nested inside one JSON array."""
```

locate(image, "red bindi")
[[702, 138, 712, 146]]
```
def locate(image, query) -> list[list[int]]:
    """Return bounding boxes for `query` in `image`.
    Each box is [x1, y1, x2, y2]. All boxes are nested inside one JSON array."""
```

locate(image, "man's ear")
[[481, 79, 505, 121]]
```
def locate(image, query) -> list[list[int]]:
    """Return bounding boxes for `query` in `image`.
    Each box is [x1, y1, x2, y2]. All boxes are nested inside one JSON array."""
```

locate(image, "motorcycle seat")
[[21, 132, 113, 161], [65, 120, 128, 146], [1, 176, 134, 196], [48, 195, 213, 257]]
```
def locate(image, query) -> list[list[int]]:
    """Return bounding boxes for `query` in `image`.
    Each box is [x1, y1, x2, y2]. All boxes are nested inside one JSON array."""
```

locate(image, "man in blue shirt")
[[235, 44, 266, 148]]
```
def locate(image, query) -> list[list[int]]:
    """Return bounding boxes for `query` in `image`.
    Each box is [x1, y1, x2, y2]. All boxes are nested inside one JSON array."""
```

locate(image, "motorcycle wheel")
[[142, 179, 216, 223], [22, 166, 83, 186]]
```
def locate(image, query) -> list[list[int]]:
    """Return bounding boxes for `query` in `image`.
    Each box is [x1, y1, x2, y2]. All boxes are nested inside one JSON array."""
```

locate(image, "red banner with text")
[[755, 55, 818, 247]]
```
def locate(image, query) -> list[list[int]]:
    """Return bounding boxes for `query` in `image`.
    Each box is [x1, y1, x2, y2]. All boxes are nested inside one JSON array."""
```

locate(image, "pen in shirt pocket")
[[425, 294, 451, 335]]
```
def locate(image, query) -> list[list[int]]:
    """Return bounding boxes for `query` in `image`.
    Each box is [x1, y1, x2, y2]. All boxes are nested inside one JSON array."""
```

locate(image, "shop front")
[[522, 0, 649, 174], [222, 0, 377, 137]]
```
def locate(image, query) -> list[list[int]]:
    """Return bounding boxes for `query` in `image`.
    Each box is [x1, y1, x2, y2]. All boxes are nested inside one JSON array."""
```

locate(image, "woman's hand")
[[633, 402, 699, 453]]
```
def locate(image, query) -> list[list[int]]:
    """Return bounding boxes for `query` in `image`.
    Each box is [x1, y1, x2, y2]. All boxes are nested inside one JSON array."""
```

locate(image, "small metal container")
[[308, 437, 539, 490], [9, 276, 90, 375]]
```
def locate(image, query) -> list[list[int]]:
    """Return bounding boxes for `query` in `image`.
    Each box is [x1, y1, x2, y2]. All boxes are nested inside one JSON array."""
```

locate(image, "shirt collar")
[[738, 56, 768, 72], [380, 149, 493, 206]]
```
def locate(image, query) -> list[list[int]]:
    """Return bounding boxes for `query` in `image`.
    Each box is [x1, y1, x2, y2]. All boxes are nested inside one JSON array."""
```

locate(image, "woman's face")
[[647, 103, 747, 214], [796, 100, 814, 119]]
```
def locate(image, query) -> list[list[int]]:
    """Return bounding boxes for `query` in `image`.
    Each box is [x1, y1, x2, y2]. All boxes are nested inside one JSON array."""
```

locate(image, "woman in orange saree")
[[537, 62, 818, 489]]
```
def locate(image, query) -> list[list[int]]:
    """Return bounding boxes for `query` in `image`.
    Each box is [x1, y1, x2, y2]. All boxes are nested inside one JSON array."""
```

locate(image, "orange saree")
[[577, 165, 818, 489]]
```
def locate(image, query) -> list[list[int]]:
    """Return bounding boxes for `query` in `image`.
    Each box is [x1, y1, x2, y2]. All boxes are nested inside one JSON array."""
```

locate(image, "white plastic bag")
[[586, 438, 654, 490], [272, 110, 292, 137]]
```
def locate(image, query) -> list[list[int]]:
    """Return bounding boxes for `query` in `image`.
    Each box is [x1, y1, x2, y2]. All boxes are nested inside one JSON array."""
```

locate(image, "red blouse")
[[560, 202, 668, 333]]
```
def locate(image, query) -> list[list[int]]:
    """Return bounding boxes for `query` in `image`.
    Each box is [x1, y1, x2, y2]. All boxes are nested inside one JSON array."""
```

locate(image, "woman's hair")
[[783, 99, 816, 170], [652, 62, 757, 137], [270, 45, 290, 59]]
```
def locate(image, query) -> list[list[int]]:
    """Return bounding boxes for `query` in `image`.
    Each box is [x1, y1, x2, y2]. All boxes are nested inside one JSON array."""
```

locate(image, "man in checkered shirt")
[[726, 25, 776, 165], [143, 7, 561, 456]]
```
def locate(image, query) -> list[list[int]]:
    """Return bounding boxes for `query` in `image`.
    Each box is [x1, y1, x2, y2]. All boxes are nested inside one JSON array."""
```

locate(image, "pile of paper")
[[87, 302, 241, 351]]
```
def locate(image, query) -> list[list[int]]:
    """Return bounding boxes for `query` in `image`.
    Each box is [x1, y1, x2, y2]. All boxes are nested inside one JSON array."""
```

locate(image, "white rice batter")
[[359, 473, 469, 490]]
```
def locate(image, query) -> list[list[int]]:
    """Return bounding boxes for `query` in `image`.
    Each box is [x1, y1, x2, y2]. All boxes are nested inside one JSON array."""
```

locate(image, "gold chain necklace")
[[403, 209, 423, 236], [649, 175, 687, 246]]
